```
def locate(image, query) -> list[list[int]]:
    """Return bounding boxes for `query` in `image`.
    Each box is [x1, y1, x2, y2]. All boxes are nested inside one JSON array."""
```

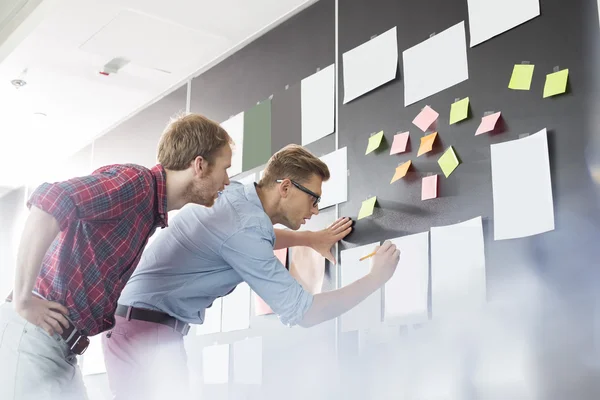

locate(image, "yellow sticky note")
[[438, 146, 460, 178], [390, 160, 411, 184], [449, 97, 469, 125], [543, 69, 569, 98], [417, 132, 437, 156], [365, 131, 384, 155], [509, 64, 535, 90], [358, 196, 377, 220]]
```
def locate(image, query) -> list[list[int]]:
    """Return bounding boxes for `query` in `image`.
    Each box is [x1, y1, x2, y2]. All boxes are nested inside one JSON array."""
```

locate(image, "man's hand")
[[15, 296, 70, 336], [369, 240, 400, 284], [309, 217, 353, 264]]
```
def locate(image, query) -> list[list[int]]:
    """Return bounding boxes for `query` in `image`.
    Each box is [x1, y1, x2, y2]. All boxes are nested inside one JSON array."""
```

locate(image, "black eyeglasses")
[[276, 179, 321, 207]]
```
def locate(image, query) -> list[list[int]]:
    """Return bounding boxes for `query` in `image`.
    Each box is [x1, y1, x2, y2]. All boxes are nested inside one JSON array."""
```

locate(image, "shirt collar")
[[245, 182, 265, 211], [151, 164, 168, 227]]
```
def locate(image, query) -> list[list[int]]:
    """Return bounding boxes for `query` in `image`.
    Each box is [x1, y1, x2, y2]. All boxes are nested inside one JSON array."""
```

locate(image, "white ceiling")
[[0, 0, 316, 195]]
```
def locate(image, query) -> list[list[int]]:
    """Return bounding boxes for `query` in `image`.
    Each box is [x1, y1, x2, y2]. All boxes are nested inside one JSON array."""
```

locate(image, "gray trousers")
[[0, 303, 89, 400]]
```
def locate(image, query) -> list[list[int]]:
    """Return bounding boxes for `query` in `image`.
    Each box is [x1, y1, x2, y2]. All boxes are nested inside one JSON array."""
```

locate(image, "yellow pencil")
[[359, 251, 377, 261]]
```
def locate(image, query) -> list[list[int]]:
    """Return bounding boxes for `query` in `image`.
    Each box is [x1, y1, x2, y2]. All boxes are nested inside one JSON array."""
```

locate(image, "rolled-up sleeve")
[[220, 226, 313, 326]]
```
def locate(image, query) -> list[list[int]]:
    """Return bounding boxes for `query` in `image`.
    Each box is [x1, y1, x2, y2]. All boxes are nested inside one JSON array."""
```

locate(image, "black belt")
[[115, 304, 190, 335], [5, 292, 90, 355]]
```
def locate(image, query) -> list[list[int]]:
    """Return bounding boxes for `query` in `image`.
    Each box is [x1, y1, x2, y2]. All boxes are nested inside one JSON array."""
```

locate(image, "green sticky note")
[[365, 131, 384, 155], [449, 97, 469, 125], [508, 64, 535, 90], [543, 69, 569, 98], [358, 196, 377, 220], [243, 100, 272, 171], [438, 146, 460, 178]]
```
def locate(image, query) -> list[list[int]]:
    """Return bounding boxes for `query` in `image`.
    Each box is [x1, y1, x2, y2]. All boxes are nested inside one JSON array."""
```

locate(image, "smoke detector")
[[10, 68, 28, 88], [11, 79, 26, 88]]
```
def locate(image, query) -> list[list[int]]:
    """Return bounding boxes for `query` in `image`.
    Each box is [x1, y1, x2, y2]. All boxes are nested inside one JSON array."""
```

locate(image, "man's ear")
[[192, 156, 209, 177], [278, 179, 291, 199]]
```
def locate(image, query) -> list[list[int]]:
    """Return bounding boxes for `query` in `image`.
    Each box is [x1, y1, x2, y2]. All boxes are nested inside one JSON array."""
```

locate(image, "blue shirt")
[[118, 182, 313, 327]]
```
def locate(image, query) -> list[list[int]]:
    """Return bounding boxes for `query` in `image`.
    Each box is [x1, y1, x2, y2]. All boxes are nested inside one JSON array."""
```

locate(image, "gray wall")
[[2, 0, 600, 398]]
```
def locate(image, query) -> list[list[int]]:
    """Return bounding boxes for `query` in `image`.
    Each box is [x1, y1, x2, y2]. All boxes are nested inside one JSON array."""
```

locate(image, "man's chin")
[[191, 197, 215, 208]]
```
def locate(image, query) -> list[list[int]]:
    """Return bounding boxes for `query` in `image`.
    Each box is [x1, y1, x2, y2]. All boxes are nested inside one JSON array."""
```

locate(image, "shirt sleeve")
[[27, 166, 152, 230], [220, 226, 313, 327]]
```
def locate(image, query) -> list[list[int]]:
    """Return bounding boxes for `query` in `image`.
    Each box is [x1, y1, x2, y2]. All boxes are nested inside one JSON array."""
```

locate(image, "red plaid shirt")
[[27, 164, 168, 336]]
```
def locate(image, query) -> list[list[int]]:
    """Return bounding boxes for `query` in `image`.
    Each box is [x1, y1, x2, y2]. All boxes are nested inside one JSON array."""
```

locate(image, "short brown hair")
[[157, 113, 232, 170], [259, 144, 330, 187]]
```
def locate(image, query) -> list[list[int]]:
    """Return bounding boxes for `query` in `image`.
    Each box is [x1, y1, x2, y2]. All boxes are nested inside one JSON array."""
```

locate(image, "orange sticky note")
[[390, 132, 410, 155], [390, 161, 411, 184], [421, 175, 438, 200], [475, 112, 502, 136], [412, 106, 439, 132], [417, 132, 437, 156]]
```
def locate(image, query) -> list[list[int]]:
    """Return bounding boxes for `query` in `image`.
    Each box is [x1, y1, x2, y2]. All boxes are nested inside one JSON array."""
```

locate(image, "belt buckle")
[[70, 334, 90, 355]]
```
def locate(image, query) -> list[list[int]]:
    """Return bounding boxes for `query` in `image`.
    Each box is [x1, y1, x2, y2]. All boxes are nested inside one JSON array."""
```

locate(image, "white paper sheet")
[[340, 242, 382, 332], [319, 147, 348, 209], [81, 335, 106, 376], [430, 216, 486, 317], [403, 22, 469, 106], [385, 232, 429, 322], [221, 282, 250, 332], [301, 64, 335, 145], [342, 26, 398, 104], [202, 344, 229, 384], [222, 112, 244, 177], [233, 337, 263, 384], [491, 128, 554, 240], [196, 297, 222, 335], [467, 0, 540, 47]]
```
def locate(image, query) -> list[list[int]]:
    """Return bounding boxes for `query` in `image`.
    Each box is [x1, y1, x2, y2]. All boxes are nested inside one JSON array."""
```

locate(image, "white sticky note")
[[301, 64, 335, 145], [385, 232, 429, 323], [340, 242, 382, 332], [342, 27, 398, 104], [491, 128, 555, 240], [233, 337, 263, 385], [196, 298, 222, 336], [430, 216, 486, 317], [221, 282, 250, 332], [81, 335, 106, 376], [222, 112, 244, 177], [403, 22, 469, 106], [319, 147, 348, 210], [235, 173, 256, 186], [467, 0, 540, 47], [202, 344, 229, 384]]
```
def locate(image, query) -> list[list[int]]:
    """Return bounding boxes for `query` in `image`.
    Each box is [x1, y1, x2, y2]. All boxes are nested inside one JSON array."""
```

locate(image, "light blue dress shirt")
[[117, 181, 313, 327]]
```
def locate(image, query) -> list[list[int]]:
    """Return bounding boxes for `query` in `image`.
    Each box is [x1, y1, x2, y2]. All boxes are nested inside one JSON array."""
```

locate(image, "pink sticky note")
[[413, 106, 439, 132], [421, 175, 438, 200], [255, 248, 288, 316], [255, 294, 274, 316], [390, 132, 410, 155], [475, 112, 502, 136]]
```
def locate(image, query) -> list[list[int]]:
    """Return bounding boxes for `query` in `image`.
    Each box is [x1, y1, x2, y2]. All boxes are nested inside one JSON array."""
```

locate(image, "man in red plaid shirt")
[[0, 113, 234, 399]]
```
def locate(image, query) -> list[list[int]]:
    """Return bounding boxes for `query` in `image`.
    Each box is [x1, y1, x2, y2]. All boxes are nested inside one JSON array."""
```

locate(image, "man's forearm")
[[13, 206, 60, 307], [273, 229, 312, 250], [298, 274, 382, 327]]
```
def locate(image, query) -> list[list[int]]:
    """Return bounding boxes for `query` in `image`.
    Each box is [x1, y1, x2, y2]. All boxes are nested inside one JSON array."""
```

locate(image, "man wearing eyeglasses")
[[101, 144, 401, 399]]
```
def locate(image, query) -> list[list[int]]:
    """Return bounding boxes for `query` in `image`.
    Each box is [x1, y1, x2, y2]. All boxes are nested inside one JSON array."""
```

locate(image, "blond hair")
[[259, 144, 330, 187], [157, 113, 232, 170]]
